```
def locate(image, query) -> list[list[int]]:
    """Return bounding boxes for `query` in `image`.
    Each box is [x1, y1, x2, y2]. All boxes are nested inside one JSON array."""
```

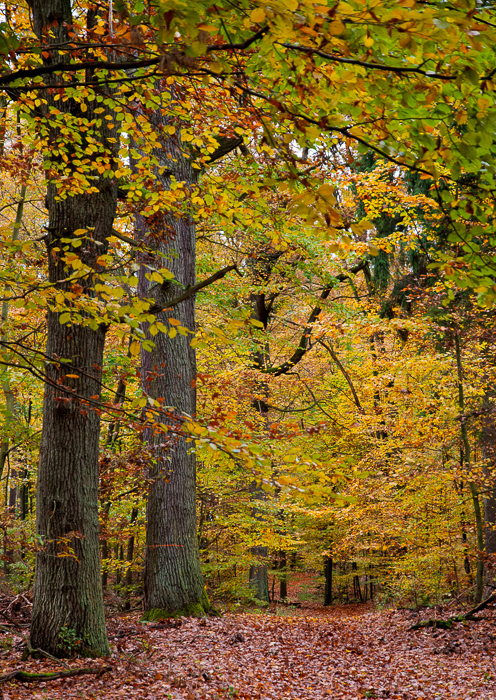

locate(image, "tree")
[[27, 0, 120, 656], [133, 95, 207, 619]]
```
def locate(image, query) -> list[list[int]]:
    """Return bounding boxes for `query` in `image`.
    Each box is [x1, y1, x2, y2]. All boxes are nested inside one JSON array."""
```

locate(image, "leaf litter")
[[0, 602, 495, 699]]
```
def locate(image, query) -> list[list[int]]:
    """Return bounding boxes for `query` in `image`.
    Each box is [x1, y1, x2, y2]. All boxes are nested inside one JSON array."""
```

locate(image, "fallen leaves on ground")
[[1, 603, 495, 699]]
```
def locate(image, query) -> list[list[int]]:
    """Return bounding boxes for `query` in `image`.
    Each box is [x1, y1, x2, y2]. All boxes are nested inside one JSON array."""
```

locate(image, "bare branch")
[[256, 260, 367, 376]]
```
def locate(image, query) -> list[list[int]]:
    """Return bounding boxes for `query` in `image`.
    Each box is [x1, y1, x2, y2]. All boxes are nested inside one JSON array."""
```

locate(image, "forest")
[[0, 0, 494, 698]]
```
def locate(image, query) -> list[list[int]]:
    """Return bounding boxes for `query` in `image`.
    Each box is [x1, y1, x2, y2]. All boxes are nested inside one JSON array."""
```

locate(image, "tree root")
[[409, 591, 496, 631], [0, 665, 111, 684]]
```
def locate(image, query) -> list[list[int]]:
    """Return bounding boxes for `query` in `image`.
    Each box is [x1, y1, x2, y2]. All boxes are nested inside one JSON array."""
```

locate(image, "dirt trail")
[[1, 604, 495, 699]]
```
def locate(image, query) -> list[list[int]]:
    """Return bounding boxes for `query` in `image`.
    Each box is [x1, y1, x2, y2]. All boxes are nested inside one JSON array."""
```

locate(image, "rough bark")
[[136, 95, 206, 619], [29, 0, 118, 656]]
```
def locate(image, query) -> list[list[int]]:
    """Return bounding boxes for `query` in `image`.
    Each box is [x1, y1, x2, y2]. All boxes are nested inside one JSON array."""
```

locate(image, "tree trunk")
[[480, 392, 496, 552], [249, 545, 270, 603], [29, 0, 119, 656], [324, 556, 333, 606], [124, 507, 138, 610], [455, 335, 484, 603], [135, 97, 206, 620], [279, 550, 288, 600], [31, 317, 110, 656]]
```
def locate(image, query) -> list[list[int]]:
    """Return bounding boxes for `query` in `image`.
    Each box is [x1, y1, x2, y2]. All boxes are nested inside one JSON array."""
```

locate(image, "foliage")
[[0, 0, 494, 627]]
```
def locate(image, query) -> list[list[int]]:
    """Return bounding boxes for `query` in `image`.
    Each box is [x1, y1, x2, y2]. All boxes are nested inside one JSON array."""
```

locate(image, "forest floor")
[[0, 581, 495, 699]]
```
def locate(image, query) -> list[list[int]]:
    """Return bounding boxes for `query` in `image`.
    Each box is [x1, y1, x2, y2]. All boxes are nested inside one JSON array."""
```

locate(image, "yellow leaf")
[[364, 34, 374, 47], [328, 20, 345, 35], [209, 61, 224, 74], [318, 184, 335, 196], [65, 374, 79, 379], [250, 7, 266, 23], [197, 24, 217, 33], [130, 341, 140, 356]]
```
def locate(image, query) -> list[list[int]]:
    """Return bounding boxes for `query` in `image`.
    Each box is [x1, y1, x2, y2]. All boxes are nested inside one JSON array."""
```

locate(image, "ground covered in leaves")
[[0, 598, 495, 700]]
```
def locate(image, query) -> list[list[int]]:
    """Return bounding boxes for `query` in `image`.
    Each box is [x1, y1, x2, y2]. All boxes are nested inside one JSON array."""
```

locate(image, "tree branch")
[[256, 260, 367, 376], [148, 264, 240, 314], [317, 339, 363, 410], [409, 591, 496, 630], [0, 27, 269, 89], [280, 43, 455, 80], [0, 666, 111, 684]]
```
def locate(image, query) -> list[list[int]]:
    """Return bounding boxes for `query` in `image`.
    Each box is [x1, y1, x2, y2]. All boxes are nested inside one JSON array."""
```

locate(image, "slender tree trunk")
[[135, 96, 206, 620], [124, 507, 138, 610], [479, 389, 496, 594], [324, 556, 333, 606], [279, 550, 288, 600], [455, 334, 484, 603], [101, 366, 130, 589], [0, 182, 27, 482], [29, 0, 119, 656], [246, 257, 279, 604], [249, 544, 270, 603]]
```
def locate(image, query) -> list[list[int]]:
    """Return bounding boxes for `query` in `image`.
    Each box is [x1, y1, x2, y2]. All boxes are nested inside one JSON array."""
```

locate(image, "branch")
[[0, 58, 159, 88], [409, 591, 496, 630], [280, 43, 456, 80], [256, 260, 366, 375], [0, 27, 269, 89], [0, 665, 111, 684], [111, 228, 139, 247], [148, 264, 240, 314], [205, 136, 244, 163], [232, 80, 438, 179], [214, 26, 269, 51], [317, 339, 363, 410]]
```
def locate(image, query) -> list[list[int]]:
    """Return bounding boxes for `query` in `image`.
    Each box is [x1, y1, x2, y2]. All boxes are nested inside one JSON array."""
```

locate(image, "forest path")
[[2, 604, 495, 699]]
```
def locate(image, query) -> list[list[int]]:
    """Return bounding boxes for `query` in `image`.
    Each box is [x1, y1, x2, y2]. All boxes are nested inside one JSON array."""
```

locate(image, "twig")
[[0, 625, 71, 672], [0, 610, 26, 630], [28, 647, 71, 671]]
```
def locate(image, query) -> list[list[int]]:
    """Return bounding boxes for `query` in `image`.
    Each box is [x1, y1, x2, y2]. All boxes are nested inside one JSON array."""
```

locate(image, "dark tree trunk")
[[29, 0, 118, 656], [249, 546, 270, 603], [324, 556, 333, 606], [246, 255, 280, 605], [31, 318, 110, 656], [279, 550, 288, 600], [124, 507, 138, 610], [479, 390, 496, 593], [135, 96, 206, 620], [480, 392, 496, 554]]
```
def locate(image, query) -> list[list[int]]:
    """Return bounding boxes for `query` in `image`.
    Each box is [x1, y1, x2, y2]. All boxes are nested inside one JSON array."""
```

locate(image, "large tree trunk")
[[136, 101, 206, 620], [31, 311, 111, 656], [29, 0, 118, 656]]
